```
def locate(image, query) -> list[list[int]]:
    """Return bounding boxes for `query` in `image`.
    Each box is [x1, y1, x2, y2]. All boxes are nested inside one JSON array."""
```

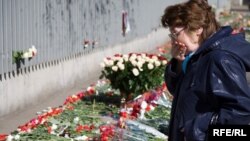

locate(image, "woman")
[[161, 0, 250, 141]]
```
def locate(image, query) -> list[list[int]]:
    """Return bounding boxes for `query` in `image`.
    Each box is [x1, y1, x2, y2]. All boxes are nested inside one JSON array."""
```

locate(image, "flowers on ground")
[[1, 80, 170, 141], [99, 53, 168, 99]]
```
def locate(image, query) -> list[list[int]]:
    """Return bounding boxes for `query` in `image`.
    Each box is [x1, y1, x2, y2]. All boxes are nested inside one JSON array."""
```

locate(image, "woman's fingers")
[[171, 41, 187, 61]]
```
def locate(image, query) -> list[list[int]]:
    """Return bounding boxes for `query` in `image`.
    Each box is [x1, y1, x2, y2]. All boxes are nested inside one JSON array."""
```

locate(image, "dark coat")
[[165, 26, 250, 141]]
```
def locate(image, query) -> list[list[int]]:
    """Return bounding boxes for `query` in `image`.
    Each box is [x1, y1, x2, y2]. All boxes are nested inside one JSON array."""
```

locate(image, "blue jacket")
[[165, 26, 250, 141]]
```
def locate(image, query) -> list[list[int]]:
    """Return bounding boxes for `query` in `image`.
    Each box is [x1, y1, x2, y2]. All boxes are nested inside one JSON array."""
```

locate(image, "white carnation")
[[22, 52, 29, 59], [162, 60, 168, 65], [137, 61, 143, 68], [113, 56, 121, 61], [74, 117, 80, 123], [131, 60, 137, 66], [150, 105, 155, 111], [145, 57, 150, 62], [131, 53, 137, 59], [27, 129, 32, 133], [118, 58, 124, 63], [152, 55, 158, 60], [108, 60, 114, 66], [138, 67, 143, 71], [52, 124, 58, 130], [137, 55, 142, 61], [7, 135, 13, 141], [147, 63, 154, 70], [112, 66, 118, 71], [141, 53, 146, 58], [14, 134, 20, 140], [129, 54, 137, 61], [103, 58, 109, 65], [149, 59, 154, 64], [141, 101, 148, 109], [31, 45, 37, 55], [117, 63, 125, 70], [42, 109, 48, 113], [140, 59, 146, 64], [74, 135, 88, 141], [123, 54, 129, 61], [132, 68, 139, 76], [28, 48, 33, 57], [155, 60, 161, 67]]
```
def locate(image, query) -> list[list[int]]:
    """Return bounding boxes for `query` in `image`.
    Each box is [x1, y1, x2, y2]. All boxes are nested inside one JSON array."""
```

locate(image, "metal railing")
[[0, 0, 178, 80]]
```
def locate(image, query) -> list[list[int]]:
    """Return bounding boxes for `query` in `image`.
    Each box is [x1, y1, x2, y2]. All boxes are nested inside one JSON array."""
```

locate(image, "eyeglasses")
[[169, 28, 185, 40]]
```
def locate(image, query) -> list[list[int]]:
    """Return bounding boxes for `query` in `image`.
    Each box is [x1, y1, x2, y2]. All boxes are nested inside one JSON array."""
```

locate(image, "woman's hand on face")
[[171, 41, 187, 61]]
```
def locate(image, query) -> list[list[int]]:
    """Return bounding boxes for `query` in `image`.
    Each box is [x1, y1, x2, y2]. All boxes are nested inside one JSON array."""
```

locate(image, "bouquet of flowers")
[[99, 53, 168, 100], [12, 45, 37, 64], [117, 84, 172, 140]]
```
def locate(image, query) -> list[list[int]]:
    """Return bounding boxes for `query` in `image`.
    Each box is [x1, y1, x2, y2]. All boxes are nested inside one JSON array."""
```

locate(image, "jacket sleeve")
[[164, 58, 182, 95], [184, 52, 250, 141]]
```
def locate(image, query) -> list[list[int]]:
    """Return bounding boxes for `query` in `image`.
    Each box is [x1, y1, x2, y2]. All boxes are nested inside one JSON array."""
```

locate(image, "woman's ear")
[[196, 27, 203, 35]]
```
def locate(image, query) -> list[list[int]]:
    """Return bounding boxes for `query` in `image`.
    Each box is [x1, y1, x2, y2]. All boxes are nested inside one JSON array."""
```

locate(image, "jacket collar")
[[194, 26, 233, 56]]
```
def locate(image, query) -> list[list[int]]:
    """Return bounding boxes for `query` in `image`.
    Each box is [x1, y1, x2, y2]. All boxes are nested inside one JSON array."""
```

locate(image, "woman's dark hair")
[[161, 0, 220, 43]]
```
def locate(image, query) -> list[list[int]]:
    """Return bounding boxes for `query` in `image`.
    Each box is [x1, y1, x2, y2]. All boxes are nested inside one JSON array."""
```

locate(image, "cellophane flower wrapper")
[[119, 88, 172, 140], [112, 124, 167, 141]]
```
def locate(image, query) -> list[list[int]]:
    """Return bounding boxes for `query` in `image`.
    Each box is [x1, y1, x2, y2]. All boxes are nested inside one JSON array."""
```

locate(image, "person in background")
[[161, 0, 250, 141]]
